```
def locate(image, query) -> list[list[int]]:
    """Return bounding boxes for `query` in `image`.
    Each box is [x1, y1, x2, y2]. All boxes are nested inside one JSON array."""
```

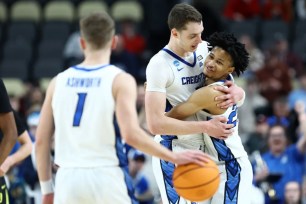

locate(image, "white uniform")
[[146, 42, 209, 204], [52, 64, 137, 204], [197, 82, 253, 204]]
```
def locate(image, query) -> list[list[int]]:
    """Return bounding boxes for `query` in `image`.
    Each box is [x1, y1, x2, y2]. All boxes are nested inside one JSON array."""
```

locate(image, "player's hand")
[[214, 81, 243, 109], [205, 116, 234, 139], [0, 156, 13, 175], [172, 150, 211, 166], [42, 193, 54, 204], [0, 169, 4, 177], [255, 165, 269, 182]]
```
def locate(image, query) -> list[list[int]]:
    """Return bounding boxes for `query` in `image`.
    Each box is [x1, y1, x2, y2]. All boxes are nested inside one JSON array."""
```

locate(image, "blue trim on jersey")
[[159, 136, 179, 204], [72, 64, 111, 72], [218, 75, 233, 83], [165, 99, 173, 113], [211, 138, 241, 204], [162, 48, 197, 67], [113, 116, 138, 204]]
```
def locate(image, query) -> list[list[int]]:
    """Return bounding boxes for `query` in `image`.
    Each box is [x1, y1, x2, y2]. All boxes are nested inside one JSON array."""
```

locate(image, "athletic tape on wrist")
[[40, 179, 54, 195]]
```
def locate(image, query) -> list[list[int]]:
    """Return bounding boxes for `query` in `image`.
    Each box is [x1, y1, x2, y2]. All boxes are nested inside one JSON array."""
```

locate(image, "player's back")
[[52, 64, 125, 168]]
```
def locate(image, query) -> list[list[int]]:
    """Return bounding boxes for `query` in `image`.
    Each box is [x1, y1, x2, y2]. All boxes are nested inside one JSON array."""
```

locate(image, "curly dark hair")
[[207, 32, 249, 77]]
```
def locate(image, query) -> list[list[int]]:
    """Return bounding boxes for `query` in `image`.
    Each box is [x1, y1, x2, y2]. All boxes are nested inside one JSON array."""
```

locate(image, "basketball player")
[[166, 32, 253, 204], [0, 79, 18, 204], [145, 3, 246, 204], [35, 12, 209, 204]]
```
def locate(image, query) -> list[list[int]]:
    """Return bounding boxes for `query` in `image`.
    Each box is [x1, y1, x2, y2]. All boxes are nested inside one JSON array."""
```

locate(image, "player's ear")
[[80, 37, 86, 50], [111, 35, 118, 50], [228, 66, 234, 74], [171, 28, 179, 38]]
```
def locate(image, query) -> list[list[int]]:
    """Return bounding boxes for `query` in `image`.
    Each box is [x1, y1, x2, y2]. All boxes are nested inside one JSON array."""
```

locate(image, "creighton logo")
[[173, 60, 180, 67]]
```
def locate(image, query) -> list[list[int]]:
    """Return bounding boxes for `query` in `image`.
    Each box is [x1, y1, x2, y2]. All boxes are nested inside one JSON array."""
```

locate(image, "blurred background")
[[0, 0, 306, 203]]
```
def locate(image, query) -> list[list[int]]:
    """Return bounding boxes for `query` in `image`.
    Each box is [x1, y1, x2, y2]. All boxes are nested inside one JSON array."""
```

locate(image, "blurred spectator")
[[245, 114, 270, 154], [272, 34, 304, 78], [295, 0, 306, 20], [267, 97, 299, 143], [22, 111, 41, 204], [128, 149, 154, 204], [139, 0, 178, 53], [110, 35, 140, 78], [261, 0, 294, 22], [18, 80, 42, 118], [238, 76, 268, 138], [63, 31, 84, 68], [256, 49, 292, 103], [288, 72, 306, 111], [239, 35, 265, 78], [137, 82, 150, 134], [284, 181, 302, 204], [4, 111, 32, 204], [254, 115, 306, 204], [193, 0, 225, 37], [223, 0, 261, 21], [119, 20, 146, 55]]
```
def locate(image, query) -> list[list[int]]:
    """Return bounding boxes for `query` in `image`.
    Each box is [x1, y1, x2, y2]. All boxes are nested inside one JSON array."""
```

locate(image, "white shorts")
[[152, 135, 253, 204], [54, 166, 137, 204], [152, 135, 205, 204]]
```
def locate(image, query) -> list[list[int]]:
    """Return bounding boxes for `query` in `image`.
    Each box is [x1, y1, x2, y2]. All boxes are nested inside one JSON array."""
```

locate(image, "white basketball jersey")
[[198, 82, 248, 163], [146, 42, 209, 140], [52, 64, 125, 168]]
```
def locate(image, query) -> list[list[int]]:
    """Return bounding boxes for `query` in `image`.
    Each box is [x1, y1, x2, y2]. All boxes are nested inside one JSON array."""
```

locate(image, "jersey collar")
[[162, 48, 196, 67]]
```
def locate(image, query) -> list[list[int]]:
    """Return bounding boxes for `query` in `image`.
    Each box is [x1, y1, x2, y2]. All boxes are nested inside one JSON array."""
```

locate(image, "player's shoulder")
[[148, 49, 169, 65], [197, 41, 209, 54]]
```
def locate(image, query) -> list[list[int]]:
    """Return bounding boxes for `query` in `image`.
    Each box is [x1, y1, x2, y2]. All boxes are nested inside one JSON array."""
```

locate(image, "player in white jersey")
[[35, 12, 209, 204], [145, 4, 246, 204], [166, 32, 253, 204]]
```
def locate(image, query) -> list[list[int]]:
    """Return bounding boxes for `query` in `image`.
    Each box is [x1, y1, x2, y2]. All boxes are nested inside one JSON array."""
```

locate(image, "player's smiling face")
[[177, 21, 203, 52], [203, 47, 234, 81]]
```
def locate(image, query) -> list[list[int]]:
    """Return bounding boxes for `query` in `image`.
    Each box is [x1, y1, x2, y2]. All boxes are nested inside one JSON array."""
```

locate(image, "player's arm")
[[145, 58, 233, 137], [113, 73, 209, 166], [166, 85, 226, 120], [214, 81, 245, 108], [1, 130, 32, 174], [0, 80, 18, 176], [35, 77, 56, 197], [0, 113, 17, 176]]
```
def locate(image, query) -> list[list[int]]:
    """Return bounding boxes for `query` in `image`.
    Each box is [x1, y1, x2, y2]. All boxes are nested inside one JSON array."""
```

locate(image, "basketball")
[[172, 159, 220, 202]]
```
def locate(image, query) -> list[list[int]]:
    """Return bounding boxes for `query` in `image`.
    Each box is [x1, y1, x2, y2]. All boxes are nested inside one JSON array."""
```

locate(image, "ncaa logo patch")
[[199, 62, 203, 67], [173, 60, 180, 67]]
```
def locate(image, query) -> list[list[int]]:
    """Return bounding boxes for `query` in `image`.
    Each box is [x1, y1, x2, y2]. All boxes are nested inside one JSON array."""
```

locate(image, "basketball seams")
[[174, 173, 220, 189], [172, 160, 220, 201], [173, 165, 219, 180]]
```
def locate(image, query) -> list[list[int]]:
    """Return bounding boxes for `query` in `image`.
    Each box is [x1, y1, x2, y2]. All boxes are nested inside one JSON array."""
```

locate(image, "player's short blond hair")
[[80, 12, 115, 50]]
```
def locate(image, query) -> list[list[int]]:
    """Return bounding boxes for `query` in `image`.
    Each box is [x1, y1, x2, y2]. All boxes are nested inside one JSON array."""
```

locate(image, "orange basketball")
[[173, 159, 220, 202]]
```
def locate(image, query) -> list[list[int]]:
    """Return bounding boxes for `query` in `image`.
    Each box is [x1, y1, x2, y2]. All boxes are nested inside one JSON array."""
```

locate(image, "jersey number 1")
[[73, 93, 87, 126]]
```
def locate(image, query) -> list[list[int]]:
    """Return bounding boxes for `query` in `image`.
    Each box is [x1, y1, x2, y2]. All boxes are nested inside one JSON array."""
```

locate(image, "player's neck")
[[205, 75, 229, 86], [81, 49, 111, 66], [167, 41, 191, 58]]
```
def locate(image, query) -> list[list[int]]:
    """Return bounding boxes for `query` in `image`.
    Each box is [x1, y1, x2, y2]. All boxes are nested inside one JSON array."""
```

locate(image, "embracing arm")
[[145, 91, 211, 135], [214, 81, 245, 108], [166, 85, 226, 120], [114, 73, 209, 165]]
